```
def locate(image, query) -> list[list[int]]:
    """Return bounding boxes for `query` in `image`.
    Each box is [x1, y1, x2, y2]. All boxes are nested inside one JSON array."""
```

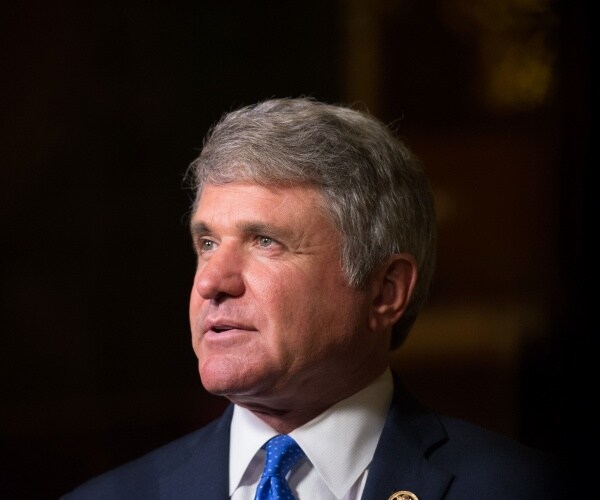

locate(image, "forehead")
[[191, 182, 332, 230]]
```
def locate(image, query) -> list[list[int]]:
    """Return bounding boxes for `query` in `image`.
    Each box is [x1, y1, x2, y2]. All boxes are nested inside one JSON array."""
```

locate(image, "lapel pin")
[[388, 491, 419, 500]]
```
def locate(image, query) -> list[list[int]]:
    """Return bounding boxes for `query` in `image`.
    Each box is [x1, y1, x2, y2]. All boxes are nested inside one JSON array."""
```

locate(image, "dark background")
[[1, 1, 591, 498]]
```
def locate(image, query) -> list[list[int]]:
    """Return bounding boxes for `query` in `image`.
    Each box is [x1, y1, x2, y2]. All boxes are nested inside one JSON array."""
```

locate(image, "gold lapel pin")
[[388, 491, 419, 500]]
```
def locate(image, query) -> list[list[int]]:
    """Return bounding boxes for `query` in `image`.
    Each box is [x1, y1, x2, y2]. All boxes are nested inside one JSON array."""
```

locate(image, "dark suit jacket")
[[62, 378, 568, 499]]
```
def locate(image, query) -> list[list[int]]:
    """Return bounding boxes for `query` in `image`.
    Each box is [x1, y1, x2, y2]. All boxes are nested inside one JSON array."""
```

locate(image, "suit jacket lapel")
[[159, 405, 234, 500], [361, 376, 454, 500], [156, 379, 454, 499]]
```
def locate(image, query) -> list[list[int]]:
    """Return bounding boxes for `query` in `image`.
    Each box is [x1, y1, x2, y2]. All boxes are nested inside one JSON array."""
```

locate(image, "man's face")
[[189, 182, 386, 413]]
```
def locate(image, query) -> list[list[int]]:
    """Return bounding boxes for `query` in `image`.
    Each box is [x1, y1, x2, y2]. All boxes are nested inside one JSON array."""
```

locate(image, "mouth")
[[204, 320, 255, 335], [202, 323, 257, 347], [211, 325, 236, 333]]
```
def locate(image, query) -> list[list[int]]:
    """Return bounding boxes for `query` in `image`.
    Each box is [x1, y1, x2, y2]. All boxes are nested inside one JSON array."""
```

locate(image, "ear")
[[368, 254, 418, 333]]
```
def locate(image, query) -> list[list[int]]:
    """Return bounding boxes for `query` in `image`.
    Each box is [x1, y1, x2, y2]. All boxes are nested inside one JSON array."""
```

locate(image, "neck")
[[248, 407, 325, 434], [236, 366, 390, 434]]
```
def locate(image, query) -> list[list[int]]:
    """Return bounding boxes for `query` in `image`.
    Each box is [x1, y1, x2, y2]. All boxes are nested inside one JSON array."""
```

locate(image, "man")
[[63, 97, 566, 499]]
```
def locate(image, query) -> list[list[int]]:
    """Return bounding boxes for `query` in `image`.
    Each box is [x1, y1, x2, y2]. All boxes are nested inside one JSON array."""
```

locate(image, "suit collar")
[[361, 374, 454, 500]]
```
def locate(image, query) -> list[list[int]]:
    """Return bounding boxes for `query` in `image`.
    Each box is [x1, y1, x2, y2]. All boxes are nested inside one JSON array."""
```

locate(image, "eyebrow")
[[190, 220, 293, 241], [190, 221, 210, 237]]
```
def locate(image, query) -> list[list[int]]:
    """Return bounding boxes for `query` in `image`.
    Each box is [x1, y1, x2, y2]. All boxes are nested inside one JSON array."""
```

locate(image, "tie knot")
[[262, 435, 304, 478]]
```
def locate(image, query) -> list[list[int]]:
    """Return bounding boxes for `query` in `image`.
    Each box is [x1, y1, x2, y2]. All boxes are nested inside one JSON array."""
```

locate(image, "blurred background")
[[1, 0, 591, 498]]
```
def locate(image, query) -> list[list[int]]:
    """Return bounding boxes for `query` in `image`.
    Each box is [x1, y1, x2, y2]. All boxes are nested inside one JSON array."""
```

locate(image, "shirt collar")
[[229, 368, 393, 498]]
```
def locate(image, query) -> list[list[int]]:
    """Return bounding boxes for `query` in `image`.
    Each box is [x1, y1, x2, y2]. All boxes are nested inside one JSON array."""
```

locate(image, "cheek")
[[189, 286, 209, 352], [189, 286, 201, 328], [189, 269, 201, 309], [310, 286, 370, 342], [249, 275, 310, 352], [270, 282, 355, 353], [247, 266, 293, 318]]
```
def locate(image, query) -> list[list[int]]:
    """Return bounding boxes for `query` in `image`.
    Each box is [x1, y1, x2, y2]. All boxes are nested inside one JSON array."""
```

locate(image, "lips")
[[203, 319, 255, 335], [212, 325, 234, 333], [211, 324, 241, 333]]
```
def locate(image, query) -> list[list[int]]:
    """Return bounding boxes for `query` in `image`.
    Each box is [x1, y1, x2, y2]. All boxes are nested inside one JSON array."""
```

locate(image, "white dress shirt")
[[229, 369, 393, 499]]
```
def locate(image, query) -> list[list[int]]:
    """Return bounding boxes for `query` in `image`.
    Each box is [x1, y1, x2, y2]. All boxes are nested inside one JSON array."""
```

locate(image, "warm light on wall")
[[441, 0, 558, 113]]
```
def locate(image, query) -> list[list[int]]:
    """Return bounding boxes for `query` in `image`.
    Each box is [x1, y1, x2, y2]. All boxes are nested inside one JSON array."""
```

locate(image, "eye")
[[199, 239, 217, 253], [257, 236, 274, 247]]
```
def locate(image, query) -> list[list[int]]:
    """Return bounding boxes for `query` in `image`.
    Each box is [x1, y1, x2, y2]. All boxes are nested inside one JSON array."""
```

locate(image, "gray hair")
[[187, 97, 436, 349]]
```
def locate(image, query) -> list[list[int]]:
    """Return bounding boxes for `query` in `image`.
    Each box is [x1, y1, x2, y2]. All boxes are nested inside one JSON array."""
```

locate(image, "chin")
[[199, 361, 258, 397]]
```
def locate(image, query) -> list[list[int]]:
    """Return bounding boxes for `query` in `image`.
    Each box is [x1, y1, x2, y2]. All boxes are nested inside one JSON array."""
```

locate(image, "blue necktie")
[[254, 434, 305, 500]]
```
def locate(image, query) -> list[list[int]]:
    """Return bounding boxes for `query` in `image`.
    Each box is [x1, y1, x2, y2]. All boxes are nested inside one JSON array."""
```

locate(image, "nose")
[[193, 242, 245, 301]]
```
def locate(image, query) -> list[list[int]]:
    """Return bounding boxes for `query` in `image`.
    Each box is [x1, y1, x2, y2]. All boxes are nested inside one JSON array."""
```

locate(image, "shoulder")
[[430, 414, 569, 496], [432, 414, 557, 465], [384, 377, 569, 498], [61, 408, 232, 500]]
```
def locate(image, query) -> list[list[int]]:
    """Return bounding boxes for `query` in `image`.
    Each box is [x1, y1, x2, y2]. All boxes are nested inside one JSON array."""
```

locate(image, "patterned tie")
[[254, 434, 305, 500]]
